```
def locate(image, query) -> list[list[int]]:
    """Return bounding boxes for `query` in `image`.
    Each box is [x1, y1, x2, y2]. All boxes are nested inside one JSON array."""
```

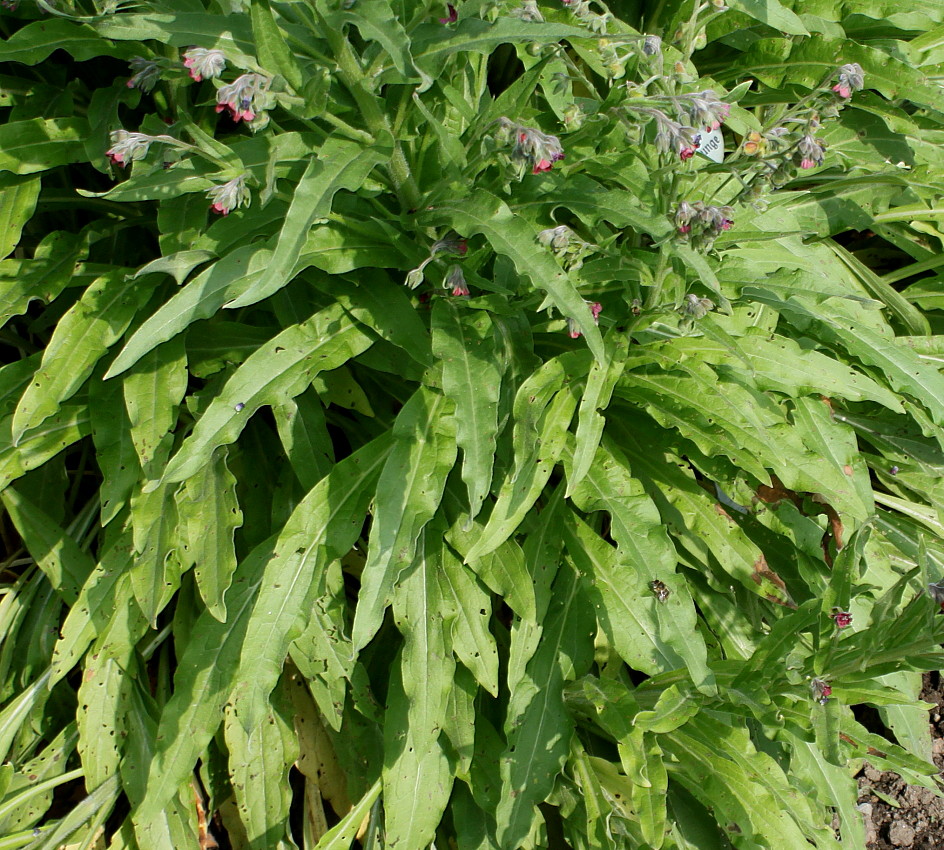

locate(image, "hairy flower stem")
[[315, 2, 420, 210]]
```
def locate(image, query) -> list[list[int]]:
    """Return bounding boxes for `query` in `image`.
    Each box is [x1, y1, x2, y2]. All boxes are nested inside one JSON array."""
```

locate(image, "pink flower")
[[590, 302, 602, 323], [206, 174, 250, 216], [830, 610, 852, 629], [680, 145, 697, 161], [439, 3, 457, 22], [567, 317, 582, 338], [105, 129, 156, 167], [506, 121, 565, 175], [678, 224, 691, 234], [183, 48, 226, 82], [446, 265, 469, 296], [832, 63, 864, 99], [215, 73, 267, 123]]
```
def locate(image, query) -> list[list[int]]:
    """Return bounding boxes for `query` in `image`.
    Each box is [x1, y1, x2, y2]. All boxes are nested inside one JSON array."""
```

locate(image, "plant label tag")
[[697, 127, 724, 163]]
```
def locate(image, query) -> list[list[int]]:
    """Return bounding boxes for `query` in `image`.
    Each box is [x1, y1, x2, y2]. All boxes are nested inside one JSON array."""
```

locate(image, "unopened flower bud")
[[642, 35, 662, 57], [127, 56, 161, 92], [681, 293, 713, 318], [405, 265, 427, 289]]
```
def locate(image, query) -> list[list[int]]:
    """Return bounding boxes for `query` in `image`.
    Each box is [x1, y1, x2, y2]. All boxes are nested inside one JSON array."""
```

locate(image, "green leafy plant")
[[2, 0, 944, 848]]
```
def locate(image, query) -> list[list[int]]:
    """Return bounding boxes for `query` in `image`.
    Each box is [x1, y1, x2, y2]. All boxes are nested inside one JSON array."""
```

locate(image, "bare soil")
[[857, 673, 944, 849]]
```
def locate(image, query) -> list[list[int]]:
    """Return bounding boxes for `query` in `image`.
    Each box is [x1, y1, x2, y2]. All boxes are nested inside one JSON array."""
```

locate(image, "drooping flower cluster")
[[445, 265, 469, 297], [734, 64, 865, 207], [216, 73, 270, 123], [681, 90, 731, 132], [832, 63, 864, 99], [494, 117, 565, 176], [536, 224, 596, 271], [106, 130, 151, 167], [127, 56, 161, 92], [206, 175, 250, 216], [673, 201, 733, 250], [404, 234, 467, 290], [810, 678, 832, 706], [105, 129, 175, 167], [651, 111, 702, 160], [183, 48, 226, 82], [795, 133, 826, 170], [680, 293, 714, 319]]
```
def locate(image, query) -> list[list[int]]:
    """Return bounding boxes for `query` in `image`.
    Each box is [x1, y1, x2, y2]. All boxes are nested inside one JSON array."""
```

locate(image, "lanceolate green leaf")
[[496, 564, 594, 849], [749, 288, 944, 425], [51, 530, 137, 685], [12, 270, 150, 444], [224, 139, 389, 310], [432, 299, 502, 523], [663, 330, 904, 412], [129, 482, 182, 627], [352, 387, 457, 651], [728, 0, 808, 35], [89, 377, 140, 524], [437, 539, 500, 696], [619, 424, 793, 606], [0, 175, 40, 261], [176, 446, 243, 621], [569, 439, 713, 690], [251, 0, 304, 91], [568, 331, 628, 496], [383, 531, 456, 848], [0, 487, 93, 606], [0, 403, 91, 493], [465, 383, 578, 562], [237, 434, 391, 714], [158, 303, 374, 487], [105, 242, 275, 379], [0, 231, 85, 329], [0, 118, 89, 175], [122, 337, 188, 478], [224, 687, 298, 850], [134, 540, 270, 823]]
